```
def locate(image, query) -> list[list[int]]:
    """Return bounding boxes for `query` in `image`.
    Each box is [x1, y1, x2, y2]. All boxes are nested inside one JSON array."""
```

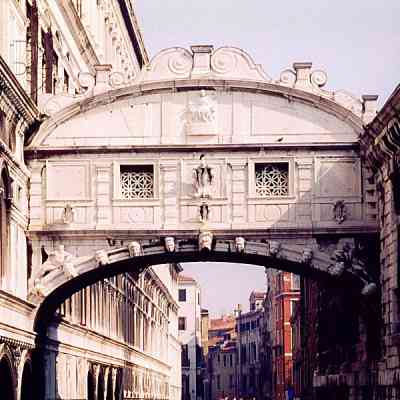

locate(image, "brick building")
[[265, 270, 300, 400]]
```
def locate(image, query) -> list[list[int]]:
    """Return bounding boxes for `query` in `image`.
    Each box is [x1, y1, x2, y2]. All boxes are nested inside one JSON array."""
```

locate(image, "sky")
[[135, 0, 399, 105], [181, 262, 267, 318], [134, 1, 399, 317]]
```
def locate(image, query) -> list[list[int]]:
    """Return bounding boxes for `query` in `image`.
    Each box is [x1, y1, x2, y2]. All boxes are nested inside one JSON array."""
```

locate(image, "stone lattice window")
[[255, 163, 289, 197], [120, 165, 154, 199]]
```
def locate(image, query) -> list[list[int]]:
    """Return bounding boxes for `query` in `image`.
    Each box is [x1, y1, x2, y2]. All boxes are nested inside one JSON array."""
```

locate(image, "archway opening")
[[0, 356, 15, 400], [20, 361, 33, 400], [106, 370, 113, 400], [98, 368, 105, 400], [87, 368, 96, 400]]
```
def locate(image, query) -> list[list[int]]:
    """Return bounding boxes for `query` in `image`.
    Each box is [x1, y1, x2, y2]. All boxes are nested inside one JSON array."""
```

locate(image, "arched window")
[[20, 361, 33, 400], [87, 369, 96, 400], [0, 355, 16, 400], [97, 368, 105, 400], [0, 166, 10, 289]]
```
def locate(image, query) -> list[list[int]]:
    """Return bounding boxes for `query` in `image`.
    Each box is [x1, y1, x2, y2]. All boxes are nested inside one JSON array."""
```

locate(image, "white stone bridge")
[[25, 45, 380, 334]]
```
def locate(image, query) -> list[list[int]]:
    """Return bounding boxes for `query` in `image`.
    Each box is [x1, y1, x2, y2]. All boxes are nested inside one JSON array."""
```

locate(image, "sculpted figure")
[[95, 250, 109, 266], [30, 245, 77, 296], [193, 154, 213, 198], [164, 237, 176, 252], [199, 202, 210, 222], [62, 203, 74, 224], [199, 231, 213, 251], [128, 241, 142, 257], [235, 237, 246, 253], [188, 90, 216, 124]]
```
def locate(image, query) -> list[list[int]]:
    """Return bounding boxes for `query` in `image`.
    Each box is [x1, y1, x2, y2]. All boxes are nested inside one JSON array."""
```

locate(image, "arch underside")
[[33, 238, 375, 334]]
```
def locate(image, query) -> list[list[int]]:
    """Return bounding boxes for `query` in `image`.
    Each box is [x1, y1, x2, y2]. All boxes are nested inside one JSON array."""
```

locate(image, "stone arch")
[[0, 160, 11, 288], [87, 367, 96, 400], [19, 358, 33, 400], [0, 344, 17, 400], [114, 368, 122, 400], [106, 368, 113, 400], [32, 236, 377, 335], [97, 367, 105, 400]]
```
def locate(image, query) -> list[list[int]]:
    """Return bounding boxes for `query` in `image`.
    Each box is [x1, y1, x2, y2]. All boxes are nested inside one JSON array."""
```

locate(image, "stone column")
[[95, 165, 112, 227], [230, 160, 247, 227], [160, 161, 179, 229], [295, 159, 313, 228]]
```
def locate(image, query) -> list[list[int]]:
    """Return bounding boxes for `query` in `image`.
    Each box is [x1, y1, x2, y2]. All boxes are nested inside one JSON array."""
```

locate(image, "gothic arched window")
[[0, 166, 10, 288]]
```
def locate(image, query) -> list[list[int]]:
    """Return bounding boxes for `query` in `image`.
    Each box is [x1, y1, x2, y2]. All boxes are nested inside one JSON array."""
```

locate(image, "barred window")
[[120, 165, 154, 199], [255, 163, 289, 197]]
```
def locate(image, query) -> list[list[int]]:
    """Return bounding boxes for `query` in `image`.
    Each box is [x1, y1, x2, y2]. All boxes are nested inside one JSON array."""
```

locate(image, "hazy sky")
[[181, 262, 267, 318], [135, 1, 399, 317], [136, 0, 399, 104]]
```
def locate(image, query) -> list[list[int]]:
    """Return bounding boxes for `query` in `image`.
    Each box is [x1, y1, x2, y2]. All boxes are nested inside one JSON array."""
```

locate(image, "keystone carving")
[[235, 237, 246, 253], [128, 241, 142, 257], [199, 231, 213, 251], [164, 237, 175, 253]]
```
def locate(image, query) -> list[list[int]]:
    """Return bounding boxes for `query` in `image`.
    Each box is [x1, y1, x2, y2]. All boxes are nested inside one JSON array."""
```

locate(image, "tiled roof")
[[209, 315, 236, 331], [177, 274, 197, 283]]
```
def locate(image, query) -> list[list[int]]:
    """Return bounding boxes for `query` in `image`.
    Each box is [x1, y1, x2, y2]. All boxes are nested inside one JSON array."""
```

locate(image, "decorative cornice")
[[58, 1, 100, 69], [0, 56, 41, 138], [361, 85, 400, 170]]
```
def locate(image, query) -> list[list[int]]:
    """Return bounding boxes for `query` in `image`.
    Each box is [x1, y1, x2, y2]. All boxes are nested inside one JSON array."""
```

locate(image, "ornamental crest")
[[185, 90, 217, 135]]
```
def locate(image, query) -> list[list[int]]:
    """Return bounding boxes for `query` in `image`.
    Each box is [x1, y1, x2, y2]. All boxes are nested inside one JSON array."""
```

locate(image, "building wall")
[[265, 271, 299, 400], [178, 277, 202, 400], [209, 347, 237, 400]]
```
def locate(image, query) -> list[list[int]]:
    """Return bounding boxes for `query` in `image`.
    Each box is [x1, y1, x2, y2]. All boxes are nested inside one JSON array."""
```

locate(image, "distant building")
[[207, 314, 237, 400], [265, 271, 300, 400], [237, 291, 266, 400], [178, 274, 203, 400], [208, 338, 237, 399]]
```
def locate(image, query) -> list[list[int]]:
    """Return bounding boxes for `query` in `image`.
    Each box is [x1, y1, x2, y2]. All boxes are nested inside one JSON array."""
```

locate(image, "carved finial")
[[128, 241, 142, 257]]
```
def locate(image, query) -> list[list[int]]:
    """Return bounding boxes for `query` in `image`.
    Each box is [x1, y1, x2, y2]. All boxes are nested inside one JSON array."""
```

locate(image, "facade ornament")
[[30, 245, 77, 296], [327, 241, 377, 295], [185, 90, 217, 135], [193, 154, 213, 199], [333, 200, 347, 224], [301, 247, 313, 264], [235, 237, 246, 253], [164, 237, 175, 252], [198, 231, 213, 252], [62, 203, 74, 224], [199, 202, 210, 223], [269, 241, 281, 257], [128, 241, 142, 257], [95, 250, 109, 266]]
